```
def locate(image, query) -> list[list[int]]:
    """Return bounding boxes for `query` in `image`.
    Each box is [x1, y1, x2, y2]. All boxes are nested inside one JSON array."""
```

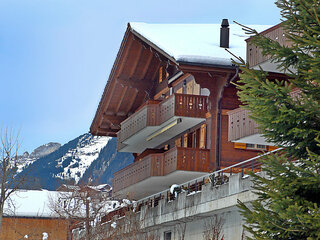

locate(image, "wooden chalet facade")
[[228, 23, 292, 145], [90, 21, 277, 199]]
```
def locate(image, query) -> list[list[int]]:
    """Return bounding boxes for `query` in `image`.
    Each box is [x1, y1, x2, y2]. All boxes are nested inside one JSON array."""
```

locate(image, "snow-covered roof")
[[130, 22, 271, 66], [4, 190, 60, 218]]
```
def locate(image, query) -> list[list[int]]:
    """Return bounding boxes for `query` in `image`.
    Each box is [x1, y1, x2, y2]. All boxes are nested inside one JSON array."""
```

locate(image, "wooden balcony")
[[247, 24, 292, 71], [163, 147, 210, 175], [228, 108, 260, 142], [118, 101, 159, 143], [228, 88, 300, 144], [117, 94, 208, 153], [112, 153, 163, 193], [112, 147, 210, 199], [159, 93, 208, 123]]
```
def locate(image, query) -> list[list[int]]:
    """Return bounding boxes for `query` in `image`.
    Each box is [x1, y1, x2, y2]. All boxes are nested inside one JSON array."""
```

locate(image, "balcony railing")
[[228, 108, 260, 142], [159, 94, 208, 123], [247, 24, 291, 68], [164, 147, 210, 175], [119, 102, 159, 143], [118, 94, 208, 149], [112, 153, 163, 193], [103, 148, 283, 223], [112, 147, 210, 194]]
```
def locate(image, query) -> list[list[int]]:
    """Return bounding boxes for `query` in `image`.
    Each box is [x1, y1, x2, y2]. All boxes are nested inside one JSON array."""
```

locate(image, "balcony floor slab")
[[120, 116, 205, 153], [112, 170, 208, 200], [232, 133, 275, 146]]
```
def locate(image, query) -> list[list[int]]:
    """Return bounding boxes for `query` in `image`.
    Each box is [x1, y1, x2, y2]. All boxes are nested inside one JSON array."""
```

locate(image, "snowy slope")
[[55, 135, 110, 183]]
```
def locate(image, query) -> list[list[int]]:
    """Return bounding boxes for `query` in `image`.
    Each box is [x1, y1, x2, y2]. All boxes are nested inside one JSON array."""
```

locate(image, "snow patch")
[[56, 135, 111, 183], [111, 222, 117, 229], [42, 232, 48, 240]]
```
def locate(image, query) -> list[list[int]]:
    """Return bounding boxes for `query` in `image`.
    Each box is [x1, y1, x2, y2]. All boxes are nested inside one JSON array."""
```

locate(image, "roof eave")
[[90, 26, 132, 136]]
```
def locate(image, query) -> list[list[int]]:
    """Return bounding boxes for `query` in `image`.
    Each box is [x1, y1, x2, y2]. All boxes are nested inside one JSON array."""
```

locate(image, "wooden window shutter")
[[268, 146, 278, 151], [234, 142, 246, 149]]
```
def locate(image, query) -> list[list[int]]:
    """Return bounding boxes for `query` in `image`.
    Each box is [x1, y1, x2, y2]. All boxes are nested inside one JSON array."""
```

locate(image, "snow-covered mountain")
[[18, 133, 133, 190], [17, 142, 61, 173], [55, 134, 110, 183]]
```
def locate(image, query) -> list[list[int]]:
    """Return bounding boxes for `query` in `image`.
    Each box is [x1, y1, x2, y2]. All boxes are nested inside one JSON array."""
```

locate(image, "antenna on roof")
[[220, 19, 229, 48]]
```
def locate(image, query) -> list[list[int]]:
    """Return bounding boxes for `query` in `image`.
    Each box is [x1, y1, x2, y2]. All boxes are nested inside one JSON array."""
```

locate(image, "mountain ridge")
[[18, 133, 133, 190]]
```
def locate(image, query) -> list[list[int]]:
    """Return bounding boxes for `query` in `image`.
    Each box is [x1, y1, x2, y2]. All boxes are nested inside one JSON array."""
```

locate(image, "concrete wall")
[[105, 172, 263, 240]]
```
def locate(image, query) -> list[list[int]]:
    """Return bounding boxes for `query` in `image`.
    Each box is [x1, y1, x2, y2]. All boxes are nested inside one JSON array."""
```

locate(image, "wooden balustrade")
[[118, 94, 208, 146], [158, 95, 175, 124], [113, 154, 163, 193], [113, 147, 210, 194], [174, 94, 208, 118], [176, 147, 210, 172], [247, 24, 291, 67], [228, 108, 260, 142], [119, 103, 158, 143], [159, 94, 208, 123], [163, 147, 210, 175]]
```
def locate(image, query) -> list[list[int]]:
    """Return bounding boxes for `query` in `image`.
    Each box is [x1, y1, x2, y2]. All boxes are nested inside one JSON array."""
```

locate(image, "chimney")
[[220, 19, 229, 48]]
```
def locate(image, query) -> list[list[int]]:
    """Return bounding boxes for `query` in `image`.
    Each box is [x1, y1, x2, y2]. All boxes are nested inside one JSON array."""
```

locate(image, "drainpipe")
[[216, 66, 239, 170]]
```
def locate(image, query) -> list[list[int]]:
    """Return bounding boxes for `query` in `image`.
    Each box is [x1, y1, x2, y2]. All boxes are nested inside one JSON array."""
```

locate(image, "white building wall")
[[105, 172, 264, 240]]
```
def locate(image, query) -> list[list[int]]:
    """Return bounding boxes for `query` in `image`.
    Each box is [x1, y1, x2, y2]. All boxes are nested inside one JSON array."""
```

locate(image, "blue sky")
[[0, 0, 281, 153]]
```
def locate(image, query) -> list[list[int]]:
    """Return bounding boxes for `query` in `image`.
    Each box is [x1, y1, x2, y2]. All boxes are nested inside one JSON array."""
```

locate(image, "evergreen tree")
[[234, 0, 320, 239]]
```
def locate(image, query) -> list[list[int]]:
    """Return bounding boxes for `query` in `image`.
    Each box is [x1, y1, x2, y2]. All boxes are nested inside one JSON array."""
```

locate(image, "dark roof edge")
[[177, 60, 238, 70], [245, 22, 282, 42]]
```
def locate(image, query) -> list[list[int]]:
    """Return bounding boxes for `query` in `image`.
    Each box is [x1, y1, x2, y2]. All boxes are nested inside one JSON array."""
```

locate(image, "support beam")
[[116, 78, 149, 90], [102, 115, 126, 125], [114, 86, 128, 113], [125, 88, 139, 113], [139, 50, 154, 79], [97, 127, 119, 135]]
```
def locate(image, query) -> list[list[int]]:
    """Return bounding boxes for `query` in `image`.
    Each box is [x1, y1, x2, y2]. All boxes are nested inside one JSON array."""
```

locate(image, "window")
[[164, 231, 172, 240], [234, 142, 268, 150], [246, 143, 267, 150], [159, 66, 164, 83], [246, 143, 255, 149], [183, 133, 188, 148], [175, 138, 181, 147], [192, 132, 197, 148], [199, 124, 206, 149], [176, 87, 183, 94], [159, 66, 169, 83], [186, 79, 200, 95]]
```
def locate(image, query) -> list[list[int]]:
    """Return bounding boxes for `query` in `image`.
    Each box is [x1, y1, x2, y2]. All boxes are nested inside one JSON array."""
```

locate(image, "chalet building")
[[89, 22, 295, 240], [90, 20, 278, 200]]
